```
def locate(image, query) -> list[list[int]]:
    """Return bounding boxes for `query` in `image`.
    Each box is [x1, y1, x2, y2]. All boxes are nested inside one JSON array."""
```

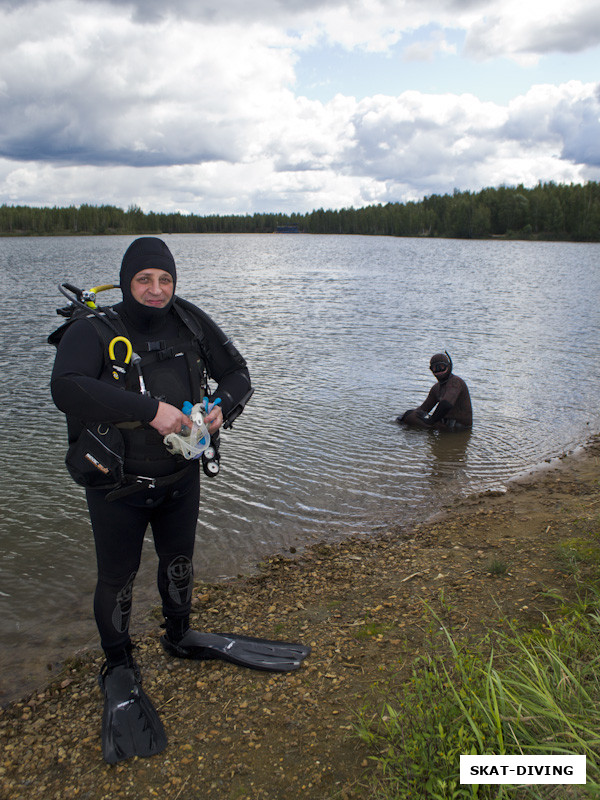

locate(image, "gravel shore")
[[1, 437, 599, 800]]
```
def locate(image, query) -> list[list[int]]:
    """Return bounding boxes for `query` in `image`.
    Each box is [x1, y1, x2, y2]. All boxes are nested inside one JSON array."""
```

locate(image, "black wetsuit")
[[417, 373, 472, 428], [51, 301, 250, 661]]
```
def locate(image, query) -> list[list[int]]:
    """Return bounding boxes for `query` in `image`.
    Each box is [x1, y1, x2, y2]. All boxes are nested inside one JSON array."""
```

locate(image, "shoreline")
[[1, 435, 599, 799], [0, 436, 589, 708]]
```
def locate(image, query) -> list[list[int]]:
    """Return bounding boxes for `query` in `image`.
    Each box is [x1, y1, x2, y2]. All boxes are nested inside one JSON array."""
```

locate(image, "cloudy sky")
[[1, 0, 599, 215]]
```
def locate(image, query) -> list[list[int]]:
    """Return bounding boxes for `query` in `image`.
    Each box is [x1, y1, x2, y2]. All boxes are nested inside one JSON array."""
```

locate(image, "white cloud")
[[402, 30, 457, 62], [501, 82, 600, 167], [0, 1, 299, 166], [0, 0, 599, 213], [462, 0, 600, 61], [2, 80, 597, 214], [340, 82, 600, 189]]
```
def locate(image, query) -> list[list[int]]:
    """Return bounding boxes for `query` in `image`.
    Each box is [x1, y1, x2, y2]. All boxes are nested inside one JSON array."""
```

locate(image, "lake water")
[[1, 233, 599, 703]]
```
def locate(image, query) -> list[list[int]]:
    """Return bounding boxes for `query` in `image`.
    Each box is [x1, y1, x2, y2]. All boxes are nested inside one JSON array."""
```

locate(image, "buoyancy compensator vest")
[[49, 285, 236, 485]]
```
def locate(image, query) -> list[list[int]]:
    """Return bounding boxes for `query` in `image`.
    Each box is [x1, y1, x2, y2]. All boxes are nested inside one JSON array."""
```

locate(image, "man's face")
[[130, 268, 174, 308]]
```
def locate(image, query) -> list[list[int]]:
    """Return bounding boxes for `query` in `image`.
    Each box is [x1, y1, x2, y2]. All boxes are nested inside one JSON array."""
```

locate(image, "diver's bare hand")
[[204, 405, 223, 434], [149, 401, 191, 436]]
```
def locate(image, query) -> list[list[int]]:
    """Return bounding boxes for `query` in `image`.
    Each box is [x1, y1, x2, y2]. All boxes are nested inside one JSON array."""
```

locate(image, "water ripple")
[[1, 234, 600, 691]]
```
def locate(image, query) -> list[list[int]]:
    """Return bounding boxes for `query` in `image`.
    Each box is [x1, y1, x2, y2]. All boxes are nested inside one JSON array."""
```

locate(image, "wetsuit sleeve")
[[201, 323, 252, 422], [51, 319, 160, 423], [426, 399, 453, 425], [417, 386, 438, 415]]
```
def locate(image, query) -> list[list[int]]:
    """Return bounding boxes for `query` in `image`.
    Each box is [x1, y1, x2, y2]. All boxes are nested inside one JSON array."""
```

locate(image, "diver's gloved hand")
[[396, 409, 426, 425]]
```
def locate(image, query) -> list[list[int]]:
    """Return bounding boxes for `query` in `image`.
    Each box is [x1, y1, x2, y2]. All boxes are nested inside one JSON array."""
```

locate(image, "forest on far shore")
[[1, 181, 600, 241]]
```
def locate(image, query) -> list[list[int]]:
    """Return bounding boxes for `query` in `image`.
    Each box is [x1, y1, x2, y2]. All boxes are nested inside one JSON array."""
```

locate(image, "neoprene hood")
[[120, 237, 177, 325], [430, 352, 452, 382]]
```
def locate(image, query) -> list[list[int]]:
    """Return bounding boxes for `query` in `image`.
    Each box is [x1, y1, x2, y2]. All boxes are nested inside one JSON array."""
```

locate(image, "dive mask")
[[163, 403, 210, 460], [431, 362, 449, 374]]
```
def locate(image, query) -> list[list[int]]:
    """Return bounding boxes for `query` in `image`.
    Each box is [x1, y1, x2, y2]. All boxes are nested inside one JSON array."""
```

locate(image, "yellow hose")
[[84, 284, 118, 308], [108, 336, 133, 364]]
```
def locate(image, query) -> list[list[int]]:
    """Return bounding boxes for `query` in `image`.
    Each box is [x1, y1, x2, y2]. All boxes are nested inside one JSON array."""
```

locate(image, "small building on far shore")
[[275, 224, 301, 233]]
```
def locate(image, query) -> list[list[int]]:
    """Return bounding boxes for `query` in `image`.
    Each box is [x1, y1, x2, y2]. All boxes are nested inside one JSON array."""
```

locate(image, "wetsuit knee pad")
[[93, 570, 139, 653], [159, 555, 194, 614]]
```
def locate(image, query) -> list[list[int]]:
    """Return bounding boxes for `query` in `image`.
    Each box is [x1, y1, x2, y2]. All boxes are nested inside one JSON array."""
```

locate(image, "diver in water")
[[397, 352, 472, 431], [49, 237, 309, 764]]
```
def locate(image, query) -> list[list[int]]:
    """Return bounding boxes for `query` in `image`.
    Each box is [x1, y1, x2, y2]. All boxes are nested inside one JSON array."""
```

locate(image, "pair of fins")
[[100, 632, 310, 763]]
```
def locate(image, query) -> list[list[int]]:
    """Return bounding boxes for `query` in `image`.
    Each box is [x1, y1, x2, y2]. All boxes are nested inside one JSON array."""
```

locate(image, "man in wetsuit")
[[50, 237, 252, 761], [397, 352, 472, 431]]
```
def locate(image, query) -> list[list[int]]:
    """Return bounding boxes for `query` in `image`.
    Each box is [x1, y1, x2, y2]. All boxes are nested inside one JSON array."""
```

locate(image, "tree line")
[[1, 181, 600, 241]]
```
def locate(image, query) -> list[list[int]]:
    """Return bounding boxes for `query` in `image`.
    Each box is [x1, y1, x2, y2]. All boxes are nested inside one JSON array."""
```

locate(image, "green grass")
[[356, 587, 600, 799], [556, 538, 600, 577], [487, 558, 510, 576], [355, 621, 394, 640]]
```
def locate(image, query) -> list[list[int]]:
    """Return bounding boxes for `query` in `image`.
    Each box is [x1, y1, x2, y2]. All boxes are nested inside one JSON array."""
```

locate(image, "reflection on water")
[[1, 233, 599, 702], [426, 428, 472, 481]]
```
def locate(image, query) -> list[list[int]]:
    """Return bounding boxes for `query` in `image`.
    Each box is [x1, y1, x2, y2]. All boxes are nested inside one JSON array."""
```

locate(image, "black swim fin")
[[161, 630, 311, 672], [98, 664, 167, 764]]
